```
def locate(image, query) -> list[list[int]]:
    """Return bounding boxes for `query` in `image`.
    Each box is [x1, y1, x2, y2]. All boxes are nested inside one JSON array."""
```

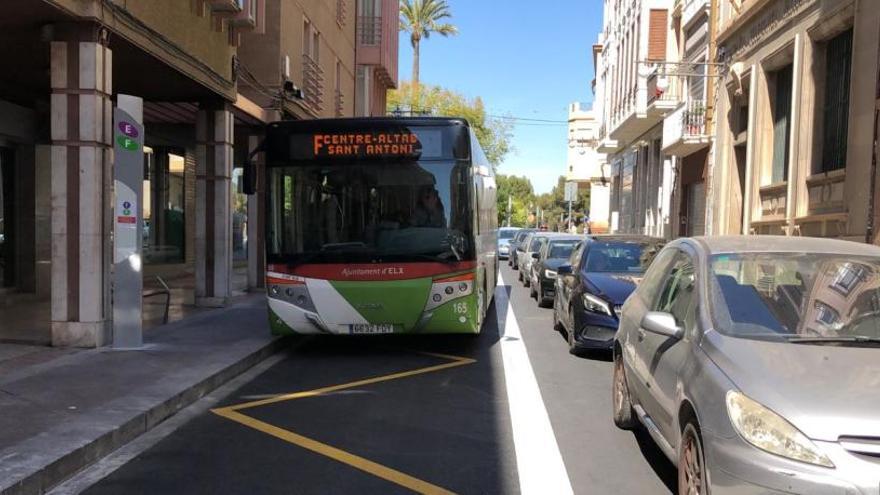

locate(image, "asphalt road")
[[76, 265, 675, 494]]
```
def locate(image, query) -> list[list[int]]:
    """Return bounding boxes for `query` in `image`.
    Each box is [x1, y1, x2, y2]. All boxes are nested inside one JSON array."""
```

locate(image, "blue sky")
[[397, 0, 604, 193]]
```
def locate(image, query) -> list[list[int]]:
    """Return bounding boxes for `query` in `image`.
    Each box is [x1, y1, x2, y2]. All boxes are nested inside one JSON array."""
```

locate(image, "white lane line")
[[496, 272, 574, 495]]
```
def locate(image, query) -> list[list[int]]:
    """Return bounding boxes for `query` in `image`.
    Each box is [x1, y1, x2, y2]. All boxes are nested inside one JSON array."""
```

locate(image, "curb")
[[1, 336, 288, 495]]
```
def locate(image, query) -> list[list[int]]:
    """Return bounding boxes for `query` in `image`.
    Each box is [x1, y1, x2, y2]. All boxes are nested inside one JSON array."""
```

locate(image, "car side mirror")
[[557, 265, 572, 275], [640, 312, 684, 340], [531, 252, 540, 259]]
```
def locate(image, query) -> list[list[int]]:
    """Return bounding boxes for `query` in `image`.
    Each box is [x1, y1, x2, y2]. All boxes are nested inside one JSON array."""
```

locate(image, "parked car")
[[518, 232, 553, 287], [497, 227, 521, 260], [554, 235, 664, 353], [509, 228, 536, 268], [613, 236, 880, 494], [529, 235, 582, 307]]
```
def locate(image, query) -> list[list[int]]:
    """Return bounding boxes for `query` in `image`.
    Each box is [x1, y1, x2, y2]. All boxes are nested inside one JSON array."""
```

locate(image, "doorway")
[[0, 147, 14, 287], [733, 144, 748, 233]]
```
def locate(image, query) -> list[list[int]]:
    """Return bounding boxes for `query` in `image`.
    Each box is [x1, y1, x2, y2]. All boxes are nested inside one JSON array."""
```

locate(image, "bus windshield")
[[267, 160, 474, 264]]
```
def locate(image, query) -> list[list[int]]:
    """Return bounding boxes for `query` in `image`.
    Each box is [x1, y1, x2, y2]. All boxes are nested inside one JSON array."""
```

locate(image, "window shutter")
[[648, 10, 668, 61]]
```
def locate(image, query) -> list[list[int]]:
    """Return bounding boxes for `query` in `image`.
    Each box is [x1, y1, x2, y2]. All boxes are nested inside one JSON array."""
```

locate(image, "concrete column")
[[742, 66, 760, 234], [246, 135, 265, 290], [49, 35, 113, 347], [195, 103, 234, 307], [786, 33, 805, 233]]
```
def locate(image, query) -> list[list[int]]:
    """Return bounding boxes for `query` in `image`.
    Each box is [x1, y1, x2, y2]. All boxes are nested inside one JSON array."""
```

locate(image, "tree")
[[496, 175, 534, 226], [388, 82, 513, 167], [399, 0, 458, 92], [534, 176, 590, 232]]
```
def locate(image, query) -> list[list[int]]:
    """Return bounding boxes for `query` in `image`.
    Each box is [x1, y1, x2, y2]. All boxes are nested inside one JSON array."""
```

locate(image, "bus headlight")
[[427, 272, 474, 310], [726, 391, 834, 468], [544, 269, 557, 279]]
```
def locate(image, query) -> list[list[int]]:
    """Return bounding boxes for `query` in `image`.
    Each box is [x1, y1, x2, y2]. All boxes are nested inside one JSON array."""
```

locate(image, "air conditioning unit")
[[231, 0, 258, 28], [210, 0, 243, 14]]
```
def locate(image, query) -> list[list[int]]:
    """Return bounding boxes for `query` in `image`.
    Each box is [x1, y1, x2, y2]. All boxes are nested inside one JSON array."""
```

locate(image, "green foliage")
[[388, 82, 513, 167], [496, 175, 534, 227], [399, 0, 458, 46], [533, 176, 591, 232]]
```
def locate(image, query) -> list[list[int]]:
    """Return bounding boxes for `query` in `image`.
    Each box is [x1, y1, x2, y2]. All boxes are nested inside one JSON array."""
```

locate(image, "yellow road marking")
[[213, 408, 455, 495], [212, 349, 475, 494]]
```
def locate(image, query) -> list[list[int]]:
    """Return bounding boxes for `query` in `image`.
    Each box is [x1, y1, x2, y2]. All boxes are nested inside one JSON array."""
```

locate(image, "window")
[[770, 64, 793, 183], [638, 248, 678, 300], [302, 19, 311, 58], [819, 29, 853, 173], [653, 253, 696, 326], [831, 262, 865, 296]]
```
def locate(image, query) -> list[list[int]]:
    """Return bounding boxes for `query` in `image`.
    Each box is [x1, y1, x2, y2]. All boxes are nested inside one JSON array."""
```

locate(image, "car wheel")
[[530, 281, 537, 299], [538, 287, 551, 308], [567, 311, 580, 354], [518, 270, 523, 282], [679, 422, 709, 495], [612, 353, 637, 429], [552, 302, 563, 331], [523, 274, 530, 287]]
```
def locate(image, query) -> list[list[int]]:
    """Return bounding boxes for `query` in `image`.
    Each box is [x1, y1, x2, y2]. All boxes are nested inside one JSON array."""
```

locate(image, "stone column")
[[49, 33, 113, 347], [195, 103, 234, 307], [246, 135, 265, 291]]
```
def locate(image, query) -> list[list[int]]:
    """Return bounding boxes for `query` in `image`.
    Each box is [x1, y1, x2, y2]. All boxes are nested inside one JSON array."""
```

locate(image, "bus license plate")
[[349, 323, 394, 335]]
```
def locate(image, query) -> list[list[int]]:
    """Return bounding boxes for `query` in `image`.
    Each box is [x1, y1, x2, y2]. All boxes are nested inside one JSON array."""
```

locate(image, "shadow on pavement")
[[633, 426, 677, 492]]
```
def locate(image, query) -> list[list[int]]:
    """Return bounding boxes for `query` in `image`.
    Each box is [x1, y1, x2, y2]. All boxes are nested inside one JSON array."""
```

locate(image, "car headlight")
[[544, 269, 557, 279], [726, 391, 834, 468], [582, 293, 612, 316]]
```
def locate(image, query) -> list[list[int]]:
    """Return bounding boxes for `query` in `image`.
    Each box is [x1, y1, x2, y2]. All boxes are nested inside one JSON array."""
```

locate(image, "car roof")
[[585, 234, 664, 244], [688, 235, 880, 256], [546, 235, 582, 242]]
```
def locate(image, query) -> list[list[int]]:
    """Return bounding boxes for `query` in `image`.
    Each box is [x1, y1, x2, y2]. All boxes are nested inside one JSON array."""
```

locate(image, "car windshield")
[[266, 160, 473, 264], [529, 237, 547, 252], [499, 229, 517, 240], [584, 241, 661, 273], [547, 241, 579, 259], [710, 253, 880, 341]]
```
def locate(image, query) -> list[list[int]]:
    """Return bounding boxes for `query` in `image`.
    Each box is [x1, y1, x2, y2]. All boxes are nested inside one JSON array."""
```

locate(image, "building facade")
[[566, 103, 610, 233], [0, 0, 398, 348], [597, 0, 678, 239], [355, 0, 399, 116], [708, 0, 880, 242]]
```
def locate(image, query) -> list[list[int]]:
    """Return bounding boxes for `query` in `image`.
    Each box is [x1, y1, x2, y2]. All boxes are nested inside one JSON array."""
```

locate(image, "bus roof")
[[267, 117, 471, 133]]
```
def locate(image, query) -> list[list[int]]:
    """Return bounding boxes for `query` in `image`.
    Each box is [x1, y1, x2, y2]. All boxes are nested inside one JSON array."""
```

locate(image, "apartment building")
[[355, 0, 399, 116], [0, 0, 399, 348], [596, 0, 677, 239], [709, 0, 880, 242], [566, 103, 610, 233]]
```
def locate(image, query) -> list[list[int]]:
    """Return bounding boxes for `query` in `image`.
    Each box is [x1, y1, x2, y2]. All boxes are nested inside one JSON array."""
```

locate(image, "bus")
[[258, 117, 497, 335]]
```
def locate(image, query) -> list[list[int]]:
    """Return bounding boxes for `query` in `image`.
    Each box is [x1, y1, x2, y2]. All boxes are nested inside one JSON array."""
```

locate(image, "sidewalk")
[[0, 294, 284, 495]]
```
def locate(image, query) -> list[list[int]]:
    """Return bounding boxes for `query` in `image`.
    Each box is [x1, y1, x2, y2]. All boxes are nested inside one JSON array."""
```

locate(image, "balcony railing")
[[681, 100, 706, 137], [357, 16, 382, 46], [302, 54, 324, 114], [647, 71, 680, 106]]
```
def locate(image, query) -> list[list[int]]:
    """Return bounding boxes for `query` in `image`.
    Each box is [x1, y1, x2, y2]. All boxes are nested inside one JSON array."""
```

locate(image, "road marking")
[[496, 272, 574, 495], [213, 408, 455, 495], [213, 350, 474, 494]]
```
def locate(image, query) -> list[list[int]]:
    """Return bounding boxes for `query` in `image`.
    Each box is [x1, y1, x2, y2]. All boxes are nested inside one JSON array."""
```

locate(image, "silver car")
[[613, 236, 880, 494], [518, 233, 550, 287]]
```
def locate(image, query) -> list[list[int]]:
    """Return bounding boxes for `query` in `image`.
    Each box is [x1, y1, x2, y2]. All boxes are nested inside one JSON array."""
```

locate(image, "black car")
[[553, 235, 664, 354], [508, 228, 536, 268], [529, 235, 582, 307]]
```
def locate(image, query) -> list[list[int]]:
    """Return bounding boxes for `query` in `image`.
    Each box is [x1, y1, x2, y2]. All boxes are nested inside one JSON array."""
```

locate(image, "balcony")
[[302, 54, 324, 115], [608, 85, 656, 145], [682, 0, 709, 29], [210, 0, 243, 14], [357, 16, 382, 46], [646, 71, 680, 118], [597, 123, 620, 153], [230, 0, 260, 30], [662, 100, 711, 156]]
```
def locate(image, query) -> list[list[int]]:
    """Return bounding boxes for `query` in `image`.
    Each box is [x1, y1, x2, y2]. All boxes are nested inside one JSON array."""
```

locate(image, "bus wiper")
[[785, 335, 880, 345]]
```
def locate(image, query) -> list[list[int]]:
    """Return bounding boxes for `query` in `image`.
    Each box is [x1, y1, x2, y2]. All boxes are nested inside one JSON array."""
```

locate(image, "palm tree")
[[399, 0, 458, 91]]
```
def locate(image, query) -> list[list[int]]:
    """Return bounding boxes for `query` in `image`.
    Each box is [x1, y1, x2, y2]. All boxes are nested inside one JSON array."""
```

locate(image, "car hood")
[[543, 259, 568, 271], [703, 331, 880, 441], [583, 272, 641, 304]]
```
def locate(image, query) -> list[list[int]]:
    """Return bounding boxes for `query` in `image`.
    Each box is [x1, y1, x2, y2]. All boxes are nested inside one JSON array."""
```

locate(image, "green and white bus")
[[260, 118, 497, 335]]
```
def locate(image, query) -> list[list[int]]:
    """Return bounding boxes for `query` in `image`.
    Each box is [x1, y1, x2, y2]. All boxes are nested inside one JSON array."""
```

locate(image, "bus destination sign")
[[312, 131, 422, 158]]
